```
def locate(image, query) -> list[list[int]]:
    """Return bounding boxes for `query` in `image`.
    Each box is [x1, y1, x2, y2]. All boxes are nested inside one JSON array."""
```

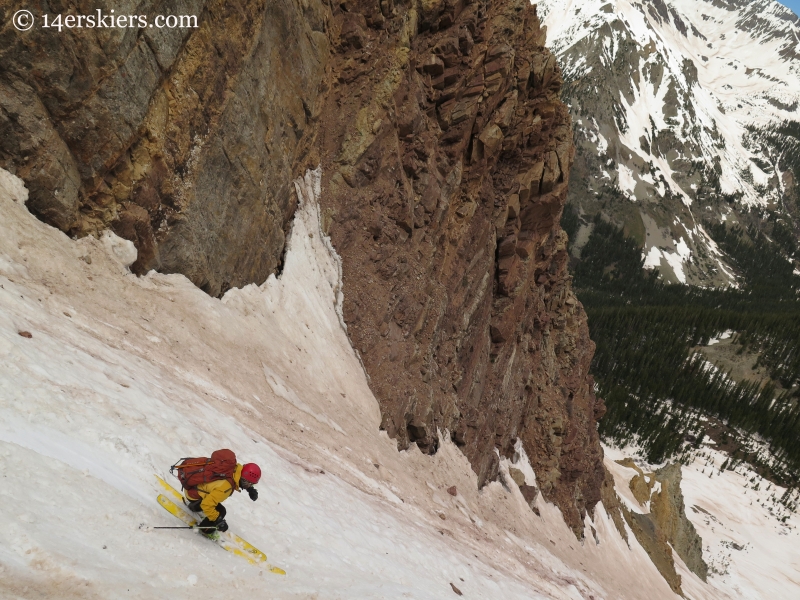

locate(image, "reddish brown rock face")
[[310, 0, 606, 534], [3, 0, 607, 535]]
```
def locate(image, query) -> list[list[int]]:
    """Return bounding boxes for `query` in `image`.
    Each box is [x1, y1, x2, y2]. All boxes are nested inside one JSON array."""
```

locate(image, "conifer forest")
[[564, 210, 800, 488]]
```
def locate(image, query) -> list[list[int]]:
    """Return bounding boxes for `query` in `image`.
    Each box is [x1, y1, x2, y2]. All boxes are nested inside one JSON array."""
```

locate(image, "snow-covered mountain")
[[539, 0, 800, 285]]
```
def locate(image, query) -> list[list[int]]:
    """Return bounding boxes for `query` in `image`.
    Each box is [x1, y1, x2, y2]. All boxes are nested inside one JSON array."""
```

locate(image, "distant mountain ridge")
[[538, 0, 800, 286]]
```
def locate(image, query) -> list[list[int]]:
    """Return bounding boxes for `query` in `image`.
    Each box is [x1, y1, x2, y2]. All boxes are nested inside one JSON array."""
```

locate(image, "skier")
[[171, 449, 261, 537]]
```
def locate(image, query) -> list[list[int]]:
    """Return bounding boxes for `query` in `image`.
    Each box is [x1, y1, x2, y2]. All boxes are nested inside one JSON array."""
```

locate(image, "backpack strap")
[[170, 458, 210, 472], [208, 467, 237, 491], [170, 457, 211, 490]]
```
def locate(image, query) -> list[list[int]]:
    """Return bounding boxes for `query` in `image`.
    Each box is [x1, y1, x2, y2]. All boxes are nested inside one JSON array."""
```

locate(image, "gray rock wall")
[[0, 0, 331, 295]]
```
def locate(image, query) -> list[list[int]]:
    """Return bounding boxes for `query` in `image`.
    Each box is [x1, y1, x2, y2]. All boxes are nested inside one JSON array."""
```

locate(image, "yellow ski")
[[155, 475, 285, 575], [156, 494, 256, 564], [156, 475, 184, 503], [156, 493, 196, 526]]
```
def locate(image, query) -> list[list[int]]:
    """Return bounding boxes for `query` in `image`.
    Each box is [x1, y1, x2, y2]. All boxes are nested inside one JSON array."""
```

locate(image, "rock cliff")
[[1, 0, 329, 295], [2, 0, 605, 535], [307, 0, 605, 534]]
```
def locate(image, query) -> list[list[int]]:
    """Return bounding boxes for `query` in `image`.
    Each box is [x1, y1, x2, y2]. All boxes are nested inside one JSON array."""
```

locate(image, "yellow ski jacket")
[[185, 463, 244, 521]]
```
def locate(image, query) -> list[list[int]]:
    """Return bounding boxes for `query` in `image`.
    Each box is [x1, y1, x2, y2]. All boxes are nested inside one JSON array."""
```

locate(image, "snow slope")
[[0, 168, 689, 599], [604, 444, 800, 599]]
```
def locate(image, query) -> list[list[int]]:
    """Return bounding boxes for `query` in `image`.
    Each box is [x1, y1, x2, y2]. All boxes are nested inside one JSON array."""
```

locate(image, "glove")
[[247, 487, 258, 501], [197, 517, 215, 533], [198, 516, 228, 533]]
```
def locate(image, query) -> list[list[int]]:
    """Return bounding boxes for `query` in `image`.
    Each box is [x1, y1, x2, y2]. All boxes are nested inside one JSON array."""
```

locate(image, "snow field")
[[682, 447, 800, 599], [603, 443, 800, 599], [0, 168, 686, 598]]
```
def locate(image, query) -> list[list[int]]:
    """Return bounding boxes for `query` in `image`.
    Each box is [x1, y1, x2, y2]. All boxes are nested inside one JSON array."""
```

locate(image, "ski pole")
[[153, 526, 218, 530]]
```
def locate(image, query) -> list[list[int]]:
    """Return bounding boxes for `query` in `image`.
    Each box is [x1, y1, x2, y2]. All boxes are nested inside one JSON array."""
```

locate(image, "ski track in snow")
[[0, 168, 687, 599]]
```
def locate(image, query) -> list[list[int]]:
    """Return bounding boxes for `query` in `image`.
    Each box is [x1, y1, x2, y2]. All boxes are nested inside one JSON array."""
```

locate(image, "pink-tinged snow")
[[0, 169, 689, 599], [603, 443, 800, 599], [683, 448, 800, 599]]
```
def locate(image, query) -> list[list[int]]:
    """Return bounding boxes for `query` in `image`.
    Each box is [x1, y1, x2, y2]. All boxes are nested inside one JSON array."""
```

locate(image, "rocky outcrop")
[[630, 473, 654, 504], [651, 463, 709, 581], [612, 460, 708, 594], [0, 0, 330, 295], [306, 0, 605, 534], [623, 509, 683, 595], [616, 458, 656, 504]]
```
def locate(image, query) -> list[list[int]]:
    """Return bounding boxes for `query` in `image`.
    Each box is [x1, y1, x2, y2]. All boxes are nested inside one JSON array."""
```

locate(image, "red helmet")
[[241, 463, 261, 485]]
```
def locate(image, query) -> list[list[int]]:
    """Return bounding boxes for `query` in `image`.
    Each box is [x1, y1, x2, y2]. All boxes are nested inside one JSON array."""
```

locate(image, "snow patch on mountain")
[[539, 0, 800, 286]]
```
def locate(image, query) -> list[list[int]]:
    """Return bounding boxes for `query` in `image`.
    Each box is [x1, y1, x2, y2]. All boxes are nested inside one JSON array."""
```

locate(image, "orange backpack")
[[171, 449, 237, 491]]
